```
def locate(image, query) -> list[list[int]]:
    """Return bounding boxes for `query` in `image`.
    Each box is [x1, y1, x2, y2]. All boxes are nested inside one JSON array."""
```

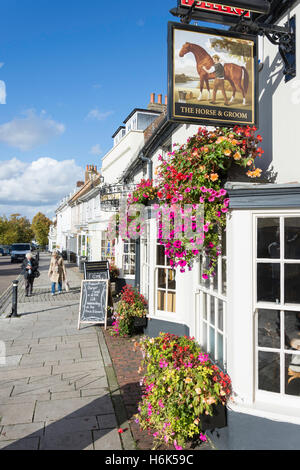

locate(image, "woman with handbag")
[[21, 252, 39, 297], [48, 250, 67, 296]]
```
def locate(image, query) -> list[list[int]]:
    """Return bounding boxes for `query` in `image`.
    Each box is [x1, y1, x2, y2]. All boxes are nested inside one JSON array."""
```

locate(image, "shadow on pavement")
[[0, 383, 137, 450]]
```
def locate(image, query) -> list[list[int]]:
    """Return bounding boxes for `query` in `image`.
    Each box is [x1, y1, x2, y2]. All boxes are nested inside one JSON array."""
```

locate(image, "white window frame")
[[122, 238, 136, 278], [254, 213, 300, 407]]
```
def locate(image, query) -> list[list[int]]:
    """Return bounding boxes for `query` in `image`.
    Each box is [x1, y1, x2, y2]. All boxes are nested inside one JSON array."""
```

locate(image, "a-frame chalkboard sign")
[[78, 279, 108, 330]]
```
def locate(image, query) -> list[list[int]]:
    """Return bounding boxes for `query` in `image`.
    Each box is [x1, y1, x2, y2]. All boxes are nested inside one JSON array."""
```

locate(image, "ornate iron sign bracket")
[[232, 15, 296, 79]]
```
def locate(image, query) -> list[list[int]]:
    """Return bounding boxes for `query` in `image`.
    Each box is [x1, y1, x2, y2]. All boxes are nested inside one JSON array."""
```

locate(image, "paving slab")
[[93, 429, 123, 450], [0, 437, 40, 450], [34, 395, 114, 422], [0, 422, 44, 441], [0, 402, 35, 425], [40, 430, 94, 450]]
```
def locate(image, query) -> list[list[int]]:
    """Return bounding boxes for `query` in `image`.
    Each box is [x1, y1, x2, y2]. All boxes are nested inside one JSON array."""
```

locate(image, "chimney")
[[147, 92, 167, 112], [165, 95, 168, 106]]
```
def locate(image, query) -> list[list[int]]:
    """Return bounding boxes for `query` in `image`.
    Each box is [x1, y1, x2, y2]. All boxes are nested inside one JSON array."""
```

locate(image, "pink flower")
[[185, 187, 191, 193], [203, 224, 209, 232], [174, 440, 183, 450], [202, 274, 209, 280], [200, 433, 207, 442]]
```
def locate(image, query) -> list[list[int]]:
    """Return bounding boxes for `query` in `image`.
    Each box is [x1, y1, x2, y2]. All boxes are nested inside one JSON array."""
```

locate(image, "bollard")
[[10, 280, 20, 318]]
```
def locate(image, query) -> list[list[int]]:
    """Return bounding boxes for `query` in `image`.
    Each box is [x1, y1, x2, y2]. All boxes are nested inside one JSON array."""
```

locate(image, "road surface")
[[0, 255, 23, 295]]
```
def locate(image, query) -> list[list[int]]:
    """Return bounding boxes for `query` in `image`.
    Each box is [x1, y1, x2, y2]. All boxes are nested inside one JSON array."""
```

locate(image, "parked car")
[[0, 245, 11, 256], [10, 243, 31, 263]]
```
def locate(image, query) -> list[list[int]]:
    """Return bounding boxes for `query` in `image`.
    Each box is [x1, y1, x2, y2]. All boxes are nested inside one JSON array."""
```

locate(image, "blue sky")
[[0, 0, 226, 219]]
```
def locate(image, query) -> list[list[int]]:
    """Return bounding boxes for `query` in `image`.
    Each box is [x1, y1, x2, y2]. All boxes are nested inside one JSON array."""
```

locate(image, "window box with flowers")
[[111, 285, 148, 337], [134, 333, 231, 450]]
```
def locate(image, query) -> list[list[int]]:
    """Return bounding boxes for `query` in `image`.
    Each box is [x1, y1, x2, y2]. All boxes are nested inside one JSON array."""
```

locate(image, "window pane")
[[200, 256, 210, 289], [285, 311, 300, 350], [158, 269, 166, 289], [210, 296, 215, 325], [203, 294, 207, 320], [168, 269, 176, 290], [209, 327, 215, 361], [285, 218, 300, 259], [258, 351, 280, 393], [157, 290, 165, 311], [222, 258, 227, 295], [217, 333, 224, 367], [167, 292, 176, 313], [202, 322, 207, 351], [285, 353, 300, 396], [257, 218, 280, 259], [284, 264, 300, 303], [213, 263, 218, 292], [157, 244, 165, 266], [258, 309, 280, 349], [257, 263, 280, 303], [218, 301, 224, 331]]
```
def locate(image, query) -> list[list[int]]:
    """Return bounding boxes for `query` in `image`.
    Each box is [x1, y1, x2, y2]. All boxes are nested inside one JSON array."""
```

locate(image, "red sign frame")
[[180, 1, 251, 18]]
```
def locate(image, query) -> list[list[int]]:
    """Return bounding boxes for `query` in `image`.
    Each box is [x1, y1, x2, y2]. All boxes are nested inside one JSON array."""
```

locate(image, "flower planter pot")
[[200, 403, 227, 431], [132, 316, 148, 328]]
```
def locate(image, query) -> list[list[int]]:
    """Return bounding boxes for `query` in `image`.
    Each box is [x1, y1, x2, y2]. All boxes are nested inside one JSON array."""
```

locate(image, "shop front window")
[[123, 239, 135, 275], [255, 216, 300, 398], [101, 231, 114, 261], [141, 223, 150, 300], [198, 229, 227, 369], [156, 243, 176, 313]]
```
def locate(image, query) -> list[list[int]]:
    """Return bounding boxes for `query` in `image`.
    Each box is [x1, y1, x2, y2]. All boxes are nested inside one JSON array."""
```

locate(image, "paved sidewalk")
[[0, 253, 135, 450]]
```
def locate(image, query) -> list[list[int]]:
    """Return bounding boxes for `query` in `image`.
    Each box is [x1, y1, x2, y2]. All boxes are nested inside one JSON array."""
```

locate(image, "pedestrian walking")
[[21, 252, 39, 297], [48, 249, 67, 296]]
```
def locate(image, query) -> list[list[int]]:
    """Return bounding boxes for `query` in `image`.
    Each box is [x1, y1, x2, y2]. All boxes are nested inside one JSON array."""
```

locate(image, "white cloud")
[[0, 80, 6, 104], [0, 110, 65, 151], [85, 108, 113, 121], [0, 157, 83, 219], [90, 144, 102, 155]]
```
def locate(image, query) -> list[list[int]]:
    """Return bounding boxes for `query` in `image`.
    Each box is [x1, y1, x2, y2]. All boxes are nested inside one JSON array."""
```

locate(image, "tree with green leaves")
[[31, 212, 52, 246], [0, 214, 34, 244]]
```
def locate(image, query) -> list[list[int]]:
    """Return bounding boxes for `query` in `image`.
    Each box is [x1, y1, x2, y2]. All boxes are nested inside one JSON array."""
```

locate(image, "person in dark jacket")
[[203, 55, 229, 105], [21, 252, 38, 296]]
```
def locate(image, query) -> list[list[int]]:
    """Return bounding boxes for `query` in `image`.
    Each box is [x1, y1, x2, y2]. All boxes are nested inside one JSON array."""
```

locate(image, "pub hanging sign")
[[168, 22, 258, 127]]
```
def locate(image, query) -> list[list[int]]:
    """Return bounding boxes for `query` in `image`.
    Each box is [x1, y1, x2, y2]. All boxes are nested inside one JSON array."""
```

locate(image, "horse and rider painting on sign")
[[168, 22, 258, 127]]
